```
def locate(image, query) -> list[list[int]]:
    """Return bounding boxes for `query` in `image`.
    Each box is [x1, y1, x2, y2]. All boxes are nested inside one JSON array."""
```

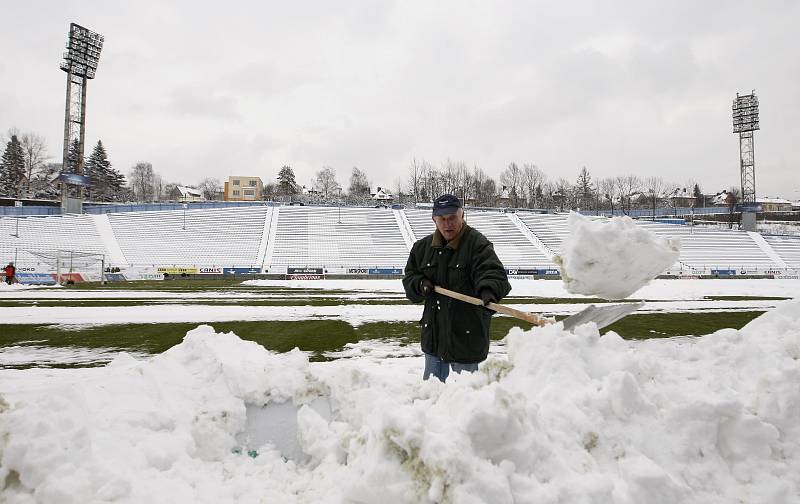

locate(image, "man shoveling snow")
[[555, 212, 681, 300]]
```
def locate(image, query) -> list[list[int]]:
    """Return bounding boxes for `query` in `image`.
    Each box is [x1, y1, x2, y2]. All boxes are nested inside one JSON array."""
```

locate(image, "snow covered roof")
[[756, 197, 792, 204], [371, 187, 394, 200], [175, 186, 202, 198]]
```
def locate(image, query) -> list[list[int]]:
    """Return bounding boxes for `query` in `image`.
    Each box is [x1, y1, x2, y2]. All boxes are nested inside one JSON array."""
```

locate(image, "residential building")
[[371, 187, 394, 204], [169, 186, 203, 202], [224, 176, 263, 201], [757, 197, 793, 212]]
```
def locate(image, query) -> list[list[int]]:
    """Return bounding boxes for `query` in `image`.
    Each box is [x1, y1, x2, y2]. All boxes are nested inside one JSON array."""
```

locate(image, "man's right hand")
[[420, 278, 434, 297]]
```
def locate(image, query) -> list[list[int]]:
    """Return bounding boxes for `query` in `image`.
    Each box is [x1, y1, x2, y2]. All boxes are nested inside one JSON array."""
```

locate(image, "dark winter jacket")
[[403, 224, 511, 363]]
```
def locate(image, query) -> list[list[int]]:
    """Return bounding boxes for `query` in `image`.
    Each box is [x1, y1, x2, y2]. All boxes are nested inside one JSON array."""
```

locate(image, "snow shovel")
[[433, 286, 643, 332]]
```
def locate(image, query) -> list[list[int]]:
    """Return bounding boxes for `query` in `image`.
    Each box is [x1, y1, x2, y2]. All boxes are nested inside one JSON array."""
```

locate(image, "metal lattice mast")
[[60, 23, 104, 176], [732, 92, 760, 204]]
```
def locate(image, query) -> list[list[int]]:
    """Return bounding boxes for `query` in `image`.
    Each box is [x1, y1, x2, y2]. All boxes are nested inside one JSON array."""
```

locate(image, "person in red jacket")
[[4, 262, 15, 285]]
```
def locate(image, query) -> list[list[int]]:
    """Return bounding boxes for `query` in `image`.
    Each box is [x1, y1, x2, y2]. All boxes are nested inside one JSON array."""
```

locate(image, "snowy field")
[[1, 279, 798, 370], [0, 277, 798, 503]]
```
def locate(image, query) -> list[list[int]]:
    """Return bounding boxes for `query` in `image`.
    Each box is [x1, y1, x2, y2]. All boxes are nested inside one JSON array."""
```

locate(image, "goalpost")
[[27, 250, 106, 284]]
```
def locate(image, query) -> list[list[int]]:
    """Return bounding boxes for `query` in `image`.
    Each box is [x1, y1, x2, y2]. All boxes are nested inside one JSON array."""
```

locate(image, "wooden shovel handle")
[[433, 286, 550, 326]]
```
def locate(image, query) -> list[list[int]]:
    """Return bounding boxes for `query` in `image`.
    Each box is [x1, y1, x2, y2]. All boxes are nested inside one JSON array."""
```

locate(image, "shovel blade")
[[562, 301, 644, 332]]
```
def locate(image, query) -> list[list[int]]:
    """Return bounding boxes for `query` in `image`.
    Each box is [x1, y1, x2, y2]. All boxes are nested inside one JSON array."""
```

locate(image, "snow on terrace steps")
[[107, 206, 268, 267], [1, 301, 798, 502], [403, 209, 555, 268], [517, 213, 784, 271], [0, 214, 109, 268], [269, 206, 409, 269], [763, 235, 800, 268]]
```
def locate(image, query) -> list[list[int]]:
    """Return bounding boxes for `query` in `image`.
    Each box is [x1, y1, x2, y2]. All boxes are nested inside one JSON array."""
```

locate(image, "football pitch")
[[1, 278, 791, 369]]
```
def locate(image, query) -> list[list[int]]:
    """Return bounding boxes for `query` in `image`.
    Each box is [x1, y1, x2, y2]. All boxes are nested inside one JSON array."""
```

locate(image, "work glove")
[[420, 278, 434, 297], [480, 289, 497, 306]]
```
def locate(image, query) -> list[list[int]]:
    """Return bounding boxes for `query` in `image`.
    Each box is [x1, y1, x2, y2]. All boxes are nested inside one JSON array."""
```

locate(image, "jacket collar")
[[432, 224, 469, 250]]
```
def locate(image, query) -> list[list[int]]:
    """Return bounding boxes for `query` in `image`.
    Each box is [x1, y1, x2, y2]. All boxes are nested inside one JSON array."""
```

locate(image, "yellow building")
[[224, 176, 264, 201], [757, 198, 793, 212]]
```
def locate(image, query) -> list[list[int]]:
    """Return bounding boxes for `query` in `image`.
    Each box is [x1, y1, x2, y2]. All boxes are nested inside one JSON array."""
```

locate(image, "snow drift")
[[2, 300, 799, 503], [556, 212, 681, 299]]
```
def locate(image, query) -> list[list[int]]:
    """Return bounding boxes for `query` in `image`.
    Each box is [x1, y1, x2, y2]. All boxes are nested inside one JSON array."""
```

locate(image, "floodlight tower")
[[732, 91, 760, 204], [59, 23, 103, 211]]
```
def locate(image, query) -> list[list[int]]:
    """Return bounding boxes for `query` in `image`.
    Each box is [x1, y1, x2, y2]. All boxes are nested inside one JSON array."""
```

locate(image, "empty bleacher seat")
[[0, 214, 109, 269], [404, 209, 554, 268], [763, 235, 800, 268], [269, 206, 409, 269], [108, 207, 267, 267]]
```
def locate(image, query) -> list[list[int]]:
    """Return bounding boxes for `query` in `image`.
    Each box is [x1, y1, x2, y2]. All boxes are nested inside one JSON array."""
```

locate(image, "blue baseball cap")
[[432, 194, 463, 217]]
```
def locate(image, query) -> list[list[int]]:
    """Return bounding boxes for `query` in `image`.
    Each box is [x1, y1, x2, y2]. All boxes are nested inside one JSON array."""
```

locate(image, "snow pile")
[[2, 301, 800, 503], [556, 212, 681, 299]]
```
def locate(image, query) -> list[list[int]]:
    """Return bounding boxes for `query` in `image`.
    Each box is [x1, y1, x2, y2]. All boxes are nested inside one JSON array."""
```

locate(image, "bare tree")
[[521, 163, 545, 208], [642, 176, 668, 220], [129, 162, 156, 202], [599, 177, 619, 215], [552, 178, 573, 211], [408, 159, 424, 203], [615, 175, 642, 215], [314, 166, 340, 199], [348, 167, 371, 199], [198, 177, 222, 200], [500, 162, 523, 208], [19, 132, 49, 194]]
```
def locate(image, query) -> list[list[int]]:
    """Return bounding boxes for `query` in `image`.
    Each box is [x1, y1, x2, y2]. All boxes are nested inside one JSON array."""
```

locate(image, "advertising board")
[[287, 267, 324, 275], [506, 269, 538, 276], [197, 267, 223, 275], [287, 274, 323, 280], [368, 268, 403, 275], [347, 268, 369, 274], [122, 267, 164, 281], [711, 269, 736, 276], [224, 267, 262, 275], [157, 267, 197, 275], [16, 273, 57, 285]]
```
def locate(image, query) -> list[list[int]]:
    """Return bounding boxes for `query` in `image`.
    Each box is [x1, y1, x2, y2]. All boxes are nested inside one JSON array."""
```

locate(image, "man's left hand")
[[480, 289, 497, 306]]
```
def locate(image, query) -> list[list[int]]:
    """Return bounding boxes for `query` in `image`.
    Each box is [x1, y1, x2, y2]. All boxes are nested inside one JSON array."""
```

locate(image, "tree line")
[[1, 129, 128, 201], [3, 128, 722, 212]]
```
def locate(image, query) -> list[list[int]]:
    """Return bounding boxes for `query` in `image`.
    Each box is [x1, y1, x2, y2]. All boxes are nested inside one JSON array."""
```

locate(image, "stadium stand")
[[267, 206, 410, 270], [2, 205, 794, 277], [635, 221, 781, 271], [107, 206, 268, 267], [763, 235, 800, 269], [515, 213, 575, 254], [0, 214, 110, 270], [519, 213, 782, 271], [404, 209, 555, 268]]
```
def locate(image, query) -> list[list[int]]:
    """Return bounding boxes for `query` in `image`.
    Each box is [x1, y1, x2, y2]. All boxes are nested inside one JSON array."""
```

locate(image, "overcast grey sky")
[[2, 0, 798, 199]]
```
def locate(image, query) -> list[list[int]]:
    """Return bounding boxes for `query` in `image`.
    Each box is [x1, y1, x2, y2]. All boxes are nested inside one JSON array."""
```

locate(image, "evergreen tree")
[[575, 166, 593, 210], [0, 135, 26, 197], [84, 140, 113, 200], [277, 165, 298, 195], [65, 138, 82, 174], [693, 183, 703, 207], [108, 168, 128, 201]]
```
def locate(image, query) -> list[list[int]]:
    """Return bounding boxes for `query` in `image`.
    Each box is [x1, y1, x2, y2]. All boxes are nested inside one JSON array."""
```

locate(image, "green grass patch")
[[600, 310, 765, 338], [0, 298, 410, 308], [703, 296, 790, 301], [0, 310, 768, 370]]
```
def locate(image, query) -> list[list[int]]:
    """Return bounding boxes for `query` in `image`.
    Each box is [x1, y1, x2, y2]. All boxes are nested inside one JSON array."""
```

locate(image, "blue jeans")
[[423, 353, 479, 382]]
